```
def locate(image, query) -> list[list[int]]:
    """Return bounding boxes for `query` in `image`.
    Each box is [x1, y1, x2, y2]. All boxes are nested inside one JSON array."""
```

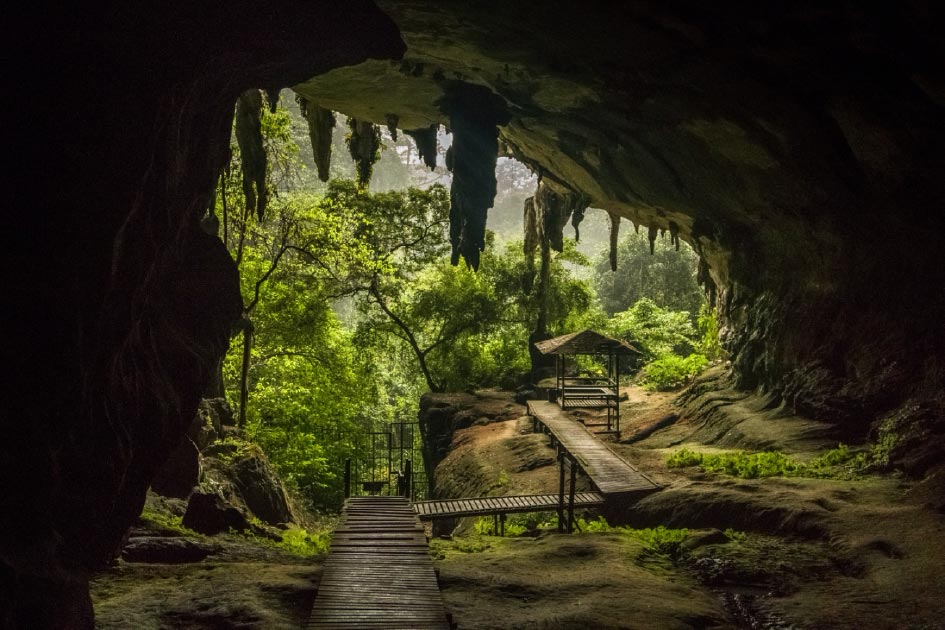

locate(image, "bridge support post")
[[557, 452, 566, 533], [567, 456, 577, 534]]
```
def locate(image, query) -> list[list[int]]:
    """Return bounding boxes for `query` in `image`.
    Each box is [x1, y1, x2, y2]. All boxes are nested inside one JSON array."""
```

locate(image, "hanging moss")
[[405, 124, 439, 170], [345, 118, 381, 188], [297, 96, 335, 182], [607, 212, 621, 271], [234, 89, 267, 221]]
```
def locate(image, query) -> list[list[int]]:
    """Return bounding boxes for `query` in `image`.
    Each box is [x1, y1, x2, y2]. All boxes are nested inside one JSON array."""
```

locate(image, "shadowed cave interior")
[[3, 1, 944, 627]]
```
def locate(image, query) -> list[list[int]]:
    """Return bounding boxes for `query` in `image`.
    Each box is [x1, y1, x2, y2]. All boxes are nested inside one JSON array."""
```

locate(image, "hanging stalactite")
[[234, 89, 267, 222], [607, 211, 621, 271], [535, 180, 574, 253], [297, 96, 336, 182], [405, 124, 439, 170], [385, 114, 399, 141], [648, 224, 659, 255], [447, 111, 499, 270], [523, 195, 538, 293], [346, 117, 381, 188], [669, 221, 680, 251]]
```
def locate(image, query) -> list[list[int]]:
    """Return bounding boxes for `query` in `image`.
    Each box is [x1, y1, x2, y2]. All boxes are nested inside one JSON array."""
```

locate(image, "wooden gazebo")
[[534, 329, 642, 436]]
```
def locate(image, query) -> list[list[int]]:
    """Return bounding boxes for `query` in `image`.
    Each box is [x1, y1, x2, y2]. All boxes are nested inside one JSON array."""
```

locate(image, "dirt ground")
[[91, 386, 945, 629], [427, 386, 945, 629]]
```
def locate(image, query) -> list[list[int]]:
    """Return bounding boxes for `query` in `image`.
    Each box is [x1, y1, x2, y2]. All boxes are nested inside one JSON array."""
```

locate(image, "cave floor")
[[91, 387, 945, 629]]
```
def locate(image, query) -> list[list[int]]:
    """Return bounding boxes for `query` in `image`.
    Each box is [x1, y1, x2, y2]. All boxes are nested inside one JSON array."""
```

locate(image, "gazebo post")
[[615, 353, 620, 437]]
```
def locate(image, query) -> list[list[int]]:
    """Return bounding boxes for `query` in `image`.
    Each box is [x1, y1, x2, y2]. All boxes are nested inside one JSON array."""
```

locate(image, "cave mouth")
[[5, 1, 945, 627]]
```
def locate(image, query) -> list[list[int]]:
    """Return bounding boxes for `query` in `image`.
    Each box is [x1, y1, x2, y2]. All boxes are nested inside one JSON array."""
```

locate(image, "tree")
[[593, 228, 702, 316]]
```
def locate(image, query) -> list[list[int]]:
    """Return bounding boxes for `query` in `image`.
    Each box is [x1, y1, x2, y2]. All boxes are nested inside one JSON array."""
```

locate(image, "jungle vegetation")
[[214, 91, 721, 511]]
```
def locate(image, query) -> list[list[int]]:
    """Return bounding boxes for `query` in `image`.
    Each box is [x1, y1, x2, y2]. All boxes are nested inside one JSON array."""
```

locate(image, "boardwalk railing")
[[413, 491, 605, 535], [527, 400, 660, 499], [307, 496, 451, 630]]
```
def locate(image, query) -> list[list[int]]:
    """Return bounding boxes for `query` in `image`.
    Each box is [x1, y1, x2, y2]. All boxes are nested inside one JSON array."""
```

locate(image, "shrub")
[[641, 353, 708, 391], [667, 444, 871, 479]]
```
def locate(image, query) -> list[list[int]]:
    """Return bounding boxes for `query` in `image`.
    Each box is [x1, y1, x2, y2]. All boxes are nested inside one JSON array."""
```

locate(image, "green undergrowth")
[[239, 525, 332, 557], [138, 510, 200, 537], [666, 444, 870, 479]]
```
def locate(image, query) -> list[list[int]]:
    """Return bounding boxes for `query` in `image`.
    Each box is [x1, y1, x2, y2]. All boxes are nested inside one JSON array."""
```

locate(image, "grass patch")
[[429, 536, 492, 559], [666, 444, 870, 480], [241, 526, 332, 557], [138, 510, 200, 537]]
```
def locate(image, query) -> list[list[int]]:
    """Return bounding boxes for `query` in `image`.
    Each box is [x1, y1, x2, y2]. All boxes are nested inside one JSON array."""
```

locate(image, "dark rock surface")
[[120, 537, 221, 564], [150, 438, 200, 499], [230, 454, 296, 527], [2, 4, 404, 625], [182, 492, 253, 537]]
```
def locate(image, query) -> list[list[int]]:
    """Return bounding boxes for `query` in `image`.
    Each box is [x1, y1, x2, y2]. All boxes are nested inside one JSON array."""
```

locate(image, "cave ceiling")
[[293, 0, 944, 290]]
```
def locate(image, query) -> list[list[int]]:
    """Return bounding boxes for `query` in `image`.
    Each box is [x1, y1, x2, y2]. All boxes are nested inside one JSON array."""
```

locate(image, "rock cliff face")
[[3, 1, 944, 627]]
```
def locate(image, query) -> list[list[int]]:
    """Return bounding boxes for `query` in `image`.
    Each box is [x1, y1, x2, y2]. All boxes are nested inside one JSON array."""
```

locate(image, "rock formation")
[[4, 1, 944, 627]]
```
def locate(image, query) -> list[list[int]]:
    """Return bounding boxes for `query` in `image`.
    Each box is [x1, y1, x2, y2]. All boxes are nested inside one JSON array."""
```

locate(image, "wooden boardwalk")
[[413, 492, 605, 520], [306, 496, 450, 630], [527, 400, 660, 496]]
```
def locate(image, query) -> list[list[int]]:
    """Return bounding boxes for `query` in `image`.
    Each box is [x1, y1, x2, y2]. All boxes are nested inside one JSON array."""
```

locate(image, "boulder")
[[182, 491, 251, 535], [231, 454, 296, 526], [121, 537, 220, 563]]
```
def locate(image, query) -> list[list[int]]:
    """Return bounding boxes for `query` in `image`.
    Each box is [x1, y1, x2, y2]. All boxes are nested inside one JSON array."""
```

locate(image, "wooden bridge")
[[306, 496, 451, 630], [527, 400, 660, 497], [413, 492, 605, 535]]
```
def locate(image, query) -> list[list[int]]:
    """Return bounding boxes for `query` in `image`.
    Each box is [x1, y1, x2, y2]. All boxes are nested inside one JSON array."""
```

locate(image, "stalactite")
[[697, 258, 717, 306], [669, 221, 680, 251], [385, 114, 399, 141], [523, 196, 538, 293], [448, 110, 499, 270], [535, 181, 573, 253], [346, 118, 381, 188], [607, 212, 621, 271], [571, 204, 586, 242], [297, 96, 335, 182], [632, 220, 639, 234], [234, 89, 267, 221], [648, 224, 658, 254], [405, 124, 439, 170]]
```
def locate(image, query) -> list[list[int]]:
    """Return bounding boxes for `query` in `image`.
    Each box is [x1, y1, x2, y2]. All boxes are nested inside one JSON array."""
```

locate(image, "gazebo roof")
[[533, 329, 642, 356]]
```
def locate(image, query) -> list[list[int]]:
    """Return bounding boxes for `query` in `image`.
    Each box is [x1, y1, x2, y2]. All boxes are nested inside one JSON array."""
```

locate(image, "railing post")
[[344, 458, 351, 499], [557, 451, 566, 533], [403, 458, 412, 499]]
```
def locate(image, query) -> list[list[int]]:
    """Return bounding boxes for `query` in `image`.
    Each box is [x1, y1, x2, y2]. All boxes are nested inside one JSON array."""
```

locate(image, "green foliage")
[[627, 525, 690, 560], [696, 303, 725, 361], [593, 228, 703, 316], [138, 510, 200, 537], [607, 298, 697, 359], [640, 353, 708, 391], [275, 527, 332, 557], [724, 528, 748, 543], [666, 444, 871, 479]]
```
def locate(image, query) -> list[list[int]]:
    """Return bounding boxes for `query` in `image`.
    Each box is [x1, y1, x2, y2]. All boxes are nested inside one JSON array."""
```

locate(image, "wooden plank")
[[526, 401, 660, 497], [307, 497, 449, 630]]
